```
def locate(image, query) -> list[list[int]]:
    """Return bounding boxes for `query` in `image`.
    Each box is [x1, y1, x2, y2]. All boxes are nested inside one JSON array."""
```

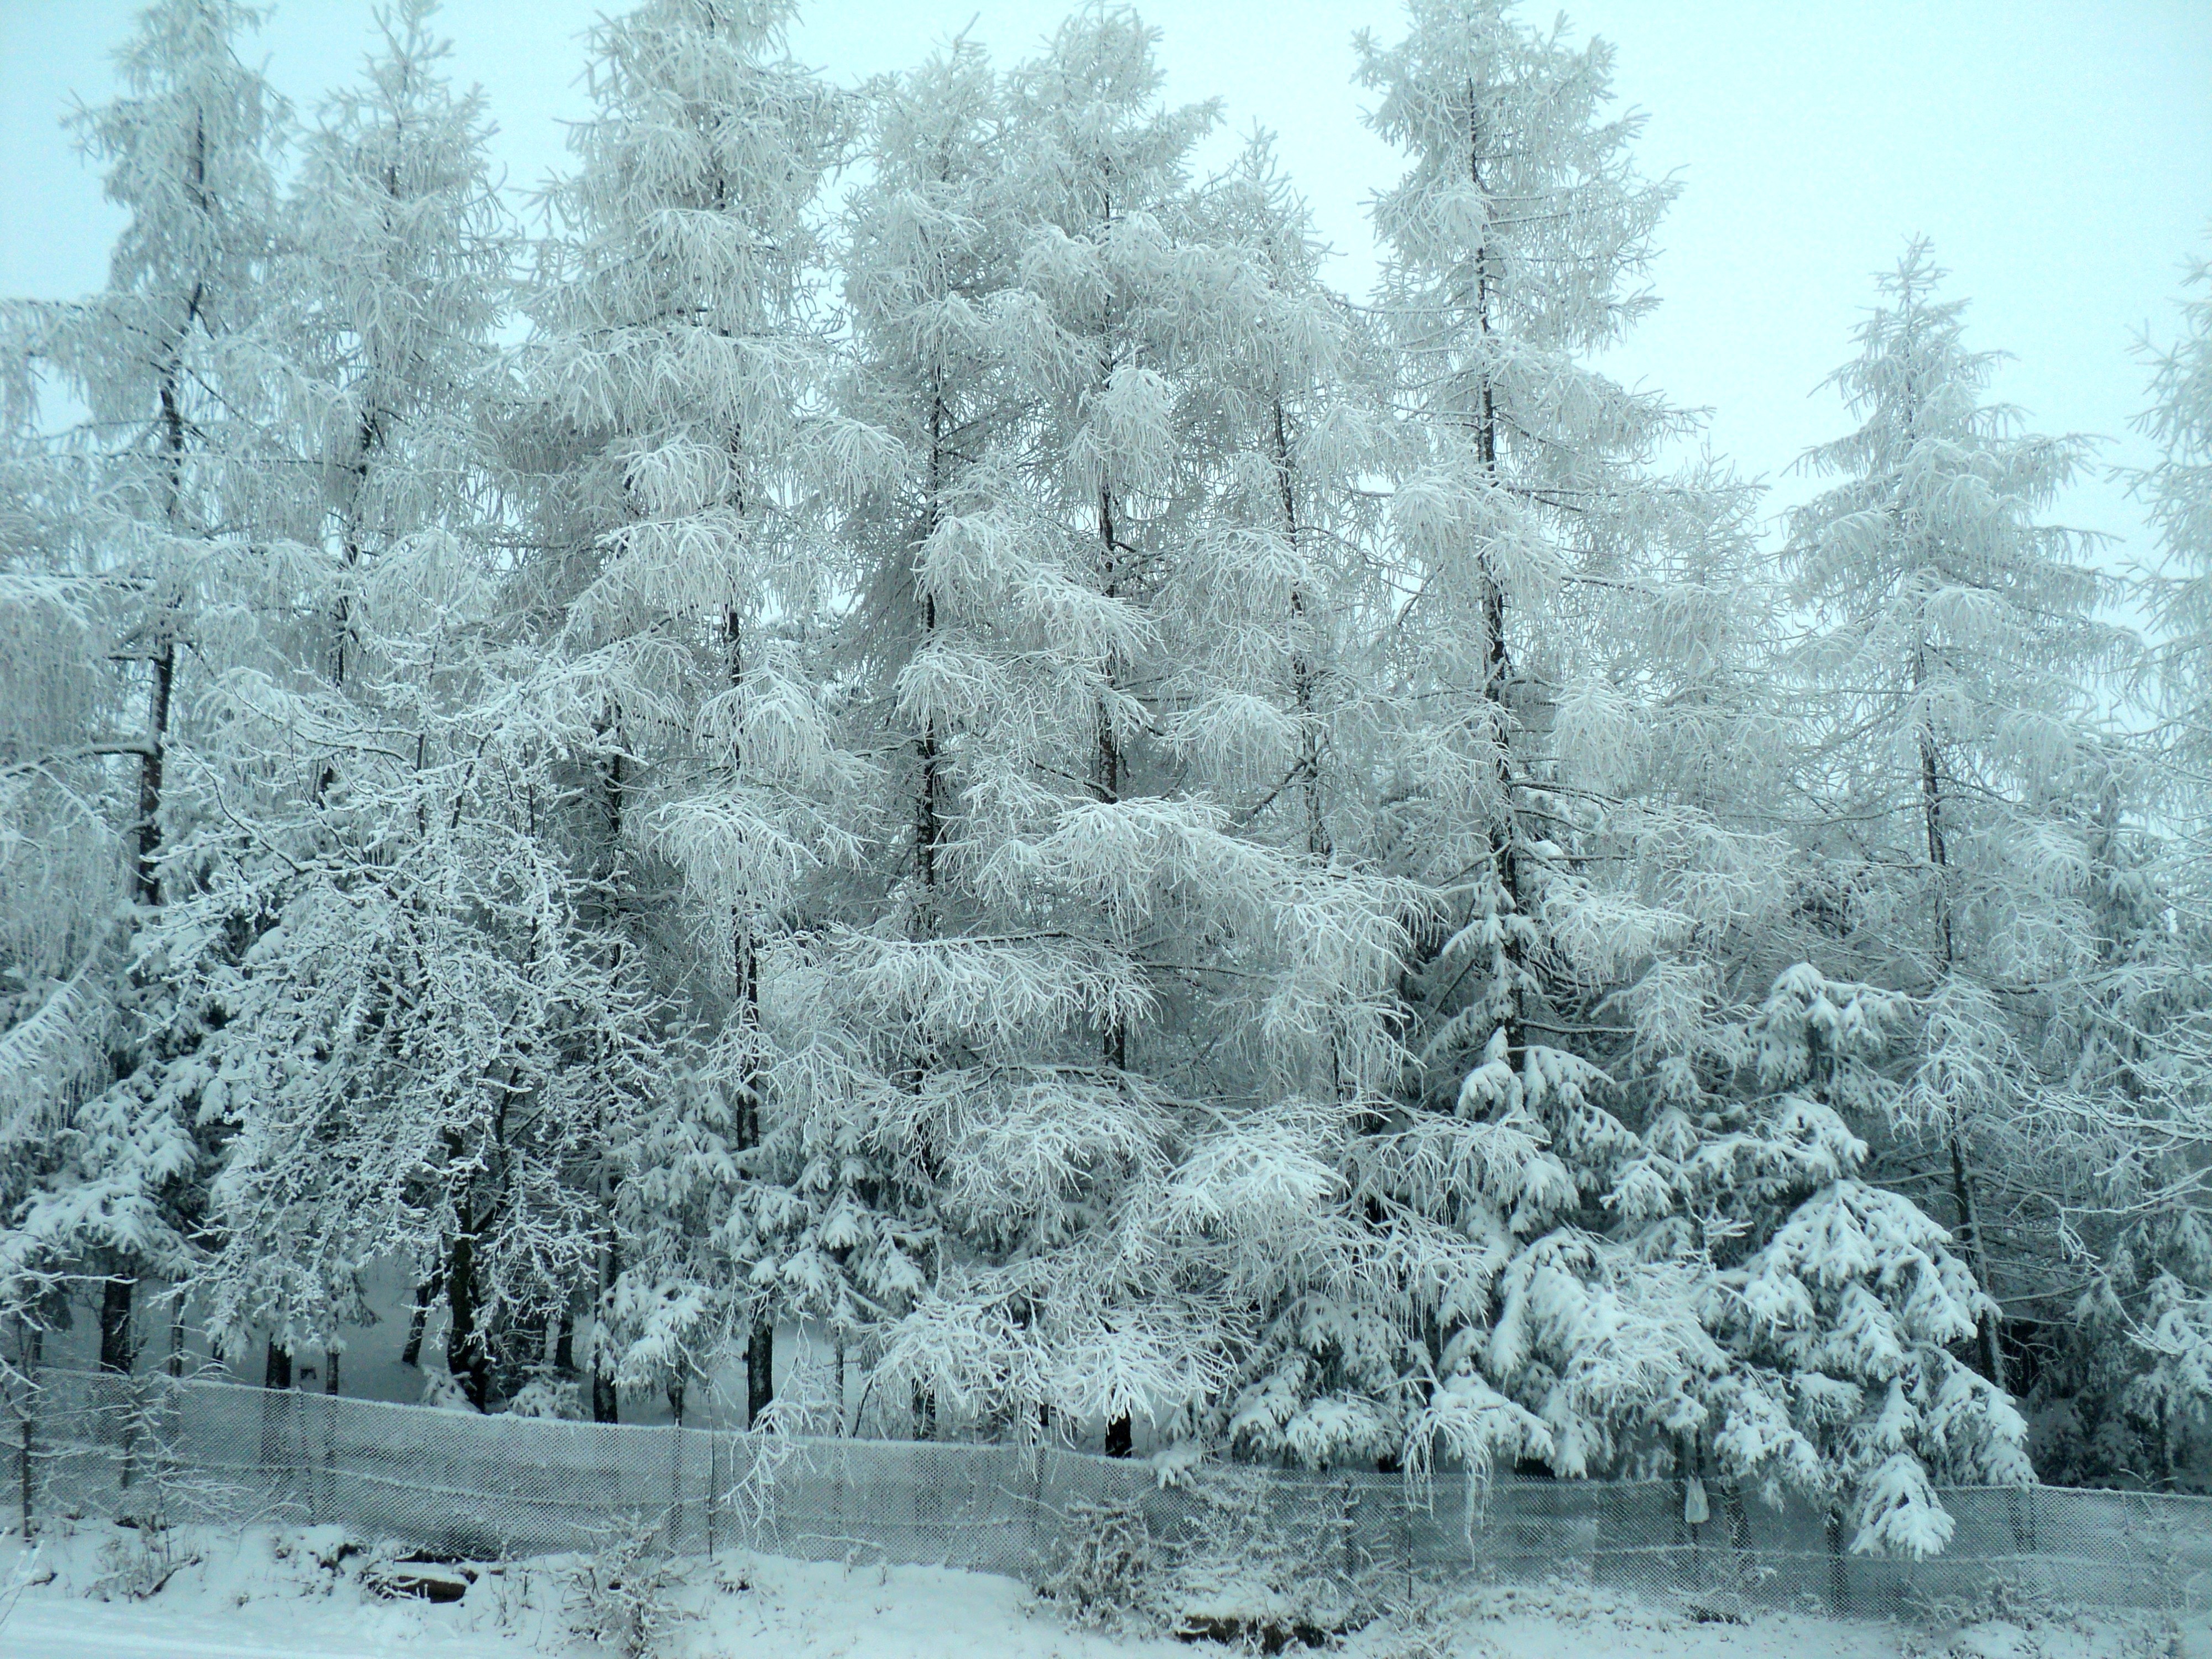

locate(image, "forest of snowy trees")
[[2, 0, 2209, 1563]]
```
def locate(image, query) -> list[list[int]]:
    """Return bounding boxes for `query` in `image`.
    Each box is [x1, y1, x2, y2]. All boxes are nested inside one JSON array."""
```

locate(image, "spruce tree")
[[1337, 0, 1773, 1480]]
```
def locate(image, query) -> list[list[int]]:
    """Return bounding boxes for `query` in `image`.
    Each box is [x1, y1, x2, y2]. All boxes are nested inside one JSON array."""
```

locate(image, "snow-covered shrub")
[[565, 1514, 689, 1659], [1037, 1463, 1387, 1646], [91, 1517, 196, 1602], [504, 1378, 585, 1421], [1034, 1497, 1160, 1630], [420, 1370, 476, 1413]]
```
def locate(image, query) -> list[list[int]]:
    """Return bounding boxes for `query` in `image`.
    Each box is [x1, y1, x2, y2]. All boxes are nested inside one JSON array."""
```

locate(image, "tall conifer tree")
[[0, 0, 290, 1378]]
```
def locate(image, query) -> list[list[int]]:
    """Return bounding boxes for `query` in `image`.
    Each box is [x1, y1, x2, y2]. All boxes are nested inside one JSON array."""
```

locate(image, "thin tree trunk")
[[592, 745, 625, 1427], [1464, 95, 1521, 1063], [102, 620, 171, 1382], [98, 1277, 135, 1376], [591, 1351, 619, 1424], [15, 1321, 37, 1540], [1096, 482, 1128, 1072], [724, 607, 776, 1430], [400, 1269, 438, 1368], [263, 1339, 291, 1391], [592, 1208, 620, 1425], [446, 1230, 489, 1411], [1950, 1131, 2008, 1390], [102, 318, 188, 1395], [745, 1322, 773, 1431], [1271, 397, 1347, 1104], [324, 1349, 340, 1396], [911, 1380, 936, 1441], [916, 395, 947, 934], [1272, 402, 1330, 865], [1825, 1505, 1849, 1613], [1915, 649, 2006, 1392]]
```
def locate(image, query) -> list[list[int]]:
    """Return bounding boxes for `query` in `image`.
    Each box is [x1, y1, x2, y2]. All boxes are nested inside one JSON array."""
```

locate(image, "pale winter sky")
[[3, 0, 2208, 581]]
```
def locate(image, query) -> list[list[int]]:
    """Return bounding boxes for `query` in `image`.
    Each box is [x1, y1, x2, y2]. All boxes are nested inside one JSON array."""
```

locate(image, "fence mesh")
[[11, 1367, 2210, 1626]]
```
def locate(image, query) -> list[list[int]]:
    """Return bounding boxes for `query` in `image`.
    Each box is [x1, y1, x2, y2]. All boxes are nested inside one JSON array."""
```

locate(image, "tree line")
[[2, 0, 2208, 1557]]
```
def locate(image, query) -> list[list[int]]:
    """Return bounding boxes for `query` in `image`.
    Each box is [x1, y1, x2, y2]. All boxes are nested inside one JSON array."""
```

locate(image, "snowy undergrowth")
[[1, 1525, 2203, 1659]]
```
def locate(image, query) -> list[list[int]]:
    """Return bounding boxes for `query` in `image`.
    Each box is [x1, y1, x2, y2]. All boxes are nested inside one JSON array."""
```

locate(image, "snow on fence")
[[11, 1366, 2211, 1624]]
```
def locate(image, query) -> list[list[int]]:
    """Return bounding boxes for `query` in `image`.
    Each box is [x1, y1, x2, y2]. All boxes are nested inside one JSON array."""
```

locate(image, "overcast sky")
[[4, 0, 2208, 577]]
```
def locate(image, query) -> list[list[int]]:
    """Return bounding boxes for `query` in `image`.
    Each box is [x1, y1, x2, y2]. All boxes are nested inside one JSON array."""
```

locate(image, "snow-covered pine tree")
[[1677, 967, 2033, 1556], [828, 10, 1412, 1457], [0, 382, 122, 1384], [0, 0, 293, 1379], [2016, 244, 2212, 1490], [821, 8, 1249, 1449], [758, 36, 1017, 1438], [1160, 134, 1436, 1469], [158, 0, 591, 1407], [515, 0, 871, 1422], [2105, 243, 2212, 1490], [1332, 0, 1783, 1482], [2144, 248, 2212, 771], [1781, 242, 2131, 1401]]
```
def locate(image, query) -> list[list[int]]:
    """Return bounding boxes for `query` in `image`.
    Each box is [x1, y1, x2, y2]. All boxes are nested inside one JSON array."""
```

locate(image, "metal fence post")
[[705, 1430, 718, 1559]]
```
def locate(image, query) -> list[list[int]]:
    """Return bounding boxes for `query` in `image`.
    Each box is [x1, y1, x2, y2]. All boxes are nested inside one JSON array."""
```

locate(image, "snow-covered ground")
[[1, 1522, 2200, 1659]]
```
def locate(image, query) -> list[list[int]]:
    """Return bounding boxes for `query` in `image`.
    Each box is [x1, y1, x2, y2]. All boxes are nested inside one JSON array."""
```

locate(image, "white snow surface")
[[2, 1524, 2201, 1659]]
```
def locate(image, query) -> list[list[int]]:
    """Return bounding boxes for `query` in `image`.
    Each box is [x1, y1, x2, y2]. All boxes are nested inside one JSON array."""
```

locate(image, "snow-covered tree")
[[2143, 249, 2212, 770], [1610, 966, 2033, 1556], [2014, 243, 2212, 1491], [154, 0, 587, 1407], [1257, 0, 1785, 1483], [514, 0, 867, 1422], [3, 0, 2188, 1531], [0, 0, 293, 1380], [1782, 242, 2131, 1396], [822, 11, 1417, 1457], [753, 35, 1018, 1438]]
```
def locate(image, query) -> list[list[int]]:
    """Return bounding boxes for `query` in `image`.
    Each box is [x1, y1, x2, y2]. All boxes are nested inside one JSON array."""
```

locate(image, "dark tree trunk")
[[592, 1210, 620, 1423], [746, 1321, 774, 1431], [324, 1349, 341, 1396], [592, 1365, 619, 1425], [589, 1215, 619, 1422], [1104, 1414, 1133, 1458], [445, 1233, 490, 1411], [1917, 667, 2007, 1396], [134, 621, 175, 910], [554, 1302, 576, 1375], [263, 1339, 291, 1391], [1095, 483, 1129, 1073], [98, 1277, 135, 1375], [1950, 1133, 2009, 1391], [911, 1381, 936, 1442], [1825, 1505, 1849, 1613], [400, 1269, 437, 1368]]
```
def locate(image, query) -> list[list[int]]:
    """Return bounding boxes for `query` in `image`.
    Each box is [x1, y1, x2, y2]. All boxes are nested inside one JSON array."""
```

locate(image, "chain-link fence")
[[11, 1366, 2210, 1626]]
